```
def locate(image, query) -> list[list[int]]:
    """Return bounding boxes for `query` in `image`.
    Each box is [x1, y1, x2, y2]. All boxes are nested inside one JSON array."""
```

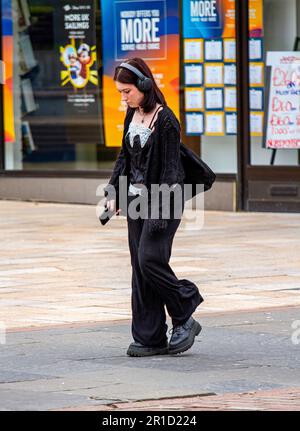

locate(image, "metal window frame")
[[236, 0, 250, 211]]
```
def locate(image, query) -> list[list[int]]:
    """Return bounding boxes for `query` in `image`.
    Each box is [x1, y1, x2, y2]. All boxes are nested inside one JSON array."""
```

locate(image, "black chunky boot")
[[168, 316, 202, 354], [127, 341, 169, 357]]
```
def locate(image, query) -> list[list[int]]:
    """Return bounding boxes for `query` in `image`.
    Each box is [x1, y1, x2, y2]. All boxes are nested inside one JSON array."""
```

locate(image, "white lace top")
[[126, 123, 153, 148]]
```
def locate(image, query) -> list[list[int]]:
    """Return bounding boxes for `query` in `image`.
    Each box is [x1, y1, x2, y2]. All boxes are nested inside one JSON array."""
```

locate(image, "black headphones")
[[118, 62, 153, 92]]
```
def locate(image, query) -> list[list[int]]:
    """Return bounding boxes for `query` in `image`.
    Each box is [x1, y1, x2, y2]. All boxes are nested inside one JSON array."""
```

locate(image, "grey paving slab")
[[0, 370, 56, 384], [0, 389, 113, 411], [1, 308, 300, 410]]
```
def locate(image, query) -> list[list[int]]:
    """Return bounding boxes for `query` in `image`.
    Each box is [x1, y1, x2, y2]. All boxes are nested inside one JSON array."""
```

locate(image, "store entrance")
[[243, 0, 300, 212]]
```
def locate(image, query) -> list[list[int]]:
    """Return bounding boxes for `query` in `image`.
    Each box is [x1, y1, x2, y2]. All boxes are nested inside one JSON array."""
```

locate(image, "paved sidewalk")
[[1, 200, 300, 329], [0, 200, 300, 410]]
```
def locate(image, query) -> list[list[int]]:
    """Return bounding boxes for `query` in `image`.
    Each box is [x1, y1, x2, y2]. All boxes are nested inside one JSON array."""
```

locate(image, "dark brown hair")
[[114, 57, 166, 113]]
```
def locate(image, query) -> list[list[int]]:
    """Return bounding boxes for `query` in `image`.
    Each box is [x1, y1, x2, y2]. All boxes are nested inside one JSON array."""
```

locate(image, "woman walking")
[[104, 58, 203, 357]]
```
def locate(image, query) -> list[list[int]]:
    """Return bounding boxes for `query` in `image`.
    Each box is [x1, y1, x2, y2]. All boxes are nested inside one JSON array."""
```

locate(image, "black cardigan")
[[104, 105, 185, 233]]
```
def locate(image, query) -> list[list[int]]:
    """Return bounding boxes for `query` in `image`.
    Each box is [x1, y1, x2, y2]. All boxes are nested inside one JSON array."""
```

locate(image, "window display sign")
[[55, 0, 99, 116], [183, 0, 235, 39], [115, 0, 166, 60], [101, 0, 180, 147], [183, 0, 263, 39], [184, 39, 203, 62], [1, 0, 15, 144], [265, 52, 300, 149], [183, 0, 264, 136]]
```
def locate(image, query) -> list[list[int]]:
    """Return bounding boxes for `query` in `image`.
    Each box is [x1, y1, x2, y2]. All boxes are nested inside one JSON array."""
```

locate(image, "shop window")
[[2, 0, 119, 170], [250, 0, 300, 166]]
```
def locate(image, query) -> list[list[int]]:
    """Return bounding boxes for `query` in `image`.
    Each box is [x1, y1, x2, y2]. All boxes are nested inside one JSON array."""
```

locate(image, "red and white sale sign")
[[266, 52, 300, 149]]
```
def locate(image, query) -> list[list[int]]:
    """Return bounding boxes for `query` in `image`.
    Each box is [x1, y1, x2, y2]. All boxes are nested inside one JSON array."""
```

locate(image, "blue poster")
[[101, 0, 179, 70], [2, 0, 13, 36], [183, 0, 224, 38], [100, 0, 180, 146], [114, 0, 167, 60]]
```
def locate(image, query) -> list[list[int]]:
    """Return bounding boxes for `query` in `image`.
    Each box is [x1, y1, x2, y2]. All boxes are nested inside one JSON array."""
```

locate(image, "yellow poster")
[[249, 0, 263, 37]]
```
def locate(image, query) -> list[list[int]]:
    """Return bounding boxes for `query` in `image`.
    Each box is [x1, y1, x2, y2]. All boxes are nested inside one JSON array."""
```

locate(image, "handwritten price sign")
[[266, 52, 300, 149]]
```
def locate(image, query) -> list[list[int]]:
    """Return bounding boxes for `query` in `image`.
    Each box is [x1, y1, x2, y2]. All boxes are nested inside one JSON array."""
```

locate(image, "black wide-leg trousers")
[[126, 192, 203, 347]]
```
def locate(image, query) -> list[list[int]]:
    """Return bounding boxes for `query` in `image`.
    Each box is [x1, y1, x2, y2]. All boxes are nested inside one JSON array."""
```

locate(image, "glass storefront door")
[[244, 0, 300, 212]]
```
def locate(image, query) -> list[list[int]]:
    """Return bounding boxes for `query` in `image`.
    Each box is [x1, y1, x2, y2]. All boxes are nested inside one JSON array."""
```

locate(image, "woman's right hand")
[[105, 199, 122, 215]]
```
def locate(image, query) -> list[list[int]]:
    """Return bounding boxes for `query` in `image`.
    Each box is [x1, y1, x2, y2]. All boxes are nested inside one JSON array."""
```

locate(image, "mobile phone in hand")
[[99, 205, 115, 226]]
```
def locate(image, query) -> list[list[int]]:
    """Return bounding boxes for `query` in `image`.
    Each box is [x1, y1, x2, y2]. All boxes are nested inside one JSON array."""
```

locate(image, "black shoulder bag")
[[180, 142, 216, 200]]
